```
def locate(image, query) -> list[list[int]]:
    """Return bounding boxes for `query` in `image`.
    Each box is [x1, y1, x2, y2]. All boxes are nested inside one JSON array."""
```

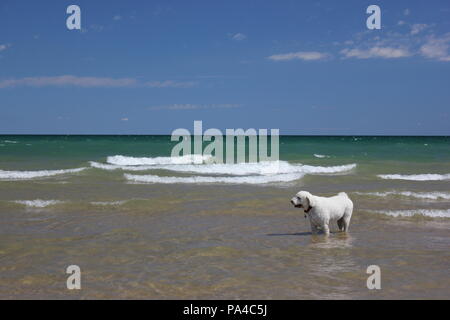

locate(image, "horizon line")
[[0, 134, 449, 137]]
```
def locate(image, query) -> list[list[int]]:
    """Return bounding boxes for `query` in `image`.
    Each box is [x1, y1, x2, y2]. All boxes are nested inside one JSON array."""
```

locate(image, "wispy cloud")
[[339, 22, 450, 62], [341, 47, 412, 59], [0, 44, 11, 52], [268, 9, 447, 63], [420, 33, 450, 61], [144, 80, 198, 88], [0, 76, 137, 88], [89, 24, 105, 32], [0, 76, 198, 89], [149, 103, 242, 111], [231, 33, 247, 41], [268, 51, 329, 61], [113, 15, 122, 21], [410, 23, 429, 35]]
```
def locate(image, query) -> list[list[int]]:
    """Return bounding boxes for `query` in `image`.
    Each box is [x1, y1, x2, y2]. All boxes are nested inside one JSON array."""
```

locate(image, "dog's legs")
[[337, 217, 345, 231], [310, 221, 319, 234], [342, 206, 353, 232], [343, 216, 351, 232], [322, 223, 330, 235]]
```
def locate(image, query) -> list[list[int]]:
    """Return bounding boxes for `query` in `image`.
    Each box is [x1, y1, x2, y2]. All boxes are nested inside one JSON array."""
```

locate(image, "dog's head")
[[290, 191, 316, 213]]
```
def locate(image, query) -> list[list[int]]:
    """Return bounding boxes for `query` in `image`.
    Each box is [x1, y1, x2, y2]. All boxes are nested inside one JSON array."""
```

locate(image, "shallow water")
[[0, 136, 449, 299]]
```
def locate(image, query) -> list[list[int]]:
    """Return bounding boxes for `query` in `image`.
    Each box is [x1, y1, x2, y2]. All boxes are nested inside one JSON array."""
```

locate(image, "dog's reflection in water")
[[309, 232, 354, 249], [266, 231, 354, 249]]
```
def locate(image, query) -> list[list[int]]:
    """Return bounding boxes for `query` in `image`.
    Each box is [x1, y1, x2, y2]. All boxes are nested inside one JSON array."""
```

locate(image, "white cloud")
[[0, 75, 137, 88], [268, 51, 329, 61], [0, 44, 11, 52], [0, 76, 199, 89], [231, 33, 247, 41], [113, 15, 122, 21], [149, 103, 241, 111], [340, 47, 412, 59], [410, 24, 428, 35], [144, 80, 198, 88], [120, 118, 129, 121], [275, 18, 447, 63], [404, 8, 410, 16], [340, 27, 450, 62], [420, 34, 450, 61]]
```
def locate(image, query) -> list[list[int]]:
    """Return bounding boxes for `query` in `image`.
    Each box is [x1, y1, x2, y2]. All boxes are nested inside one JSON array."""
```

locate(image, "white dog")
[[290, 191, 353, 235]]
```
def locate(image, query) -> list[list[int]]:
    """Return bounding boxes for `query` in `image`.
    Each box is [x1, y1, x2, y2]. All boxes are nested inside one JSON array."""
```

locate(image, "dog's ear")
[[305, 193, 316, 207]]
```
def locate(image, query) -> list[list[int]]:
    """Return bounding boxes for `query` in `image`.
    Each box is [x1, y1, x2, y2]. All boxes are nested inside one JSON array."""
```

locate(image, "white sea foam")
[[3, 140, 18, 144], [91, 200, 127, 206], [371, 209, 450, 218], [356, 191, 450, 200], [107, 154, 213, 166], [14, 200, 63, 208], [101, 156, 356, 184], [90, 161, 155, 171], [314, 154, 329, 158], [124, 172, 304, 184], [93, 160, 356, 176], [0, 167, 86, 180], [377, 173, 450, 181], [300, 163, 356, 174]]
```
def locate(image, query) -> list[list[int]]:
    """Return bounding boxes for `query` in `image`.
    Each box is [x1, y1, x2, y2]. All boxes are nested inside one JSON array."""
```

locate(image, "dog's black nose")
[[290, 200, 295, 205]]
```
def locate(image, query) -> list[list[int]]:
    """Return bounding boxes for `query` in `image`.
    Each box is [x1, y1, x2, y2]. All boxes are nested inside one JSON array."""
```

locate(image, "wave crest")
[[0, 167, 86, 180], [378, 173, 450, 181], [371, 209, 450, 218], [14, 200, 63, 208], [107, 154, 213, 166], [124, 173, 304, 184], [314, 154, 330, 158], [94, 158, 356, 176], [356, 191, 450, 200]]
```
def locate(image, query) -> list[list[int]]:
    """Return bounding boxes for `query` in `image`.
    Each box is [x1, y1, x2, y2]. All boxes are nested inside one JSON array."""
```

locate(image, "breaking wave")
[[371, 209, 450, 218], [97, 155, 358, 185], [355, 191, 450, 200], [107, 154, 213, 166], [93, 159, 356, 176], [314, 154, 330, 158], [124, 173, 304, 184], [0, 167, 87, 180], [377, 173, 450, 181], [14, 199, 63, 208], [90, 161, 154, 171]]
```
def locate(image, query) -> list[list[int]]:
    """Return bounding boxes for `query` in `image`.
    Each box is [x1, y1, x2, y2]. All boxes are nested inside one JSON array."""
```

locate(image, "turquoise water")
[[0, 135, 449, 299], [1, 135, 449, 166], [0, 134, 449, 215]]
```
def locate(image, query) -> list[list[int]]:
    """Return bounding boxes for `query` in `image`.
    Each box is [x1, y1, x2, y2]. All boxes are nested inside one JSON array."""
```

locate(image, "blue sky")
[[1, 0, 450, 135]]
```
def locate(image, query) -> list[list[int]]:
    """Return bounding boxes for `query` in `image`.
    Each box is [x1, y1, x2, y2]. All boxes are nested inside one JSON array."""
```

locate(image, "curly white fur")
[[291, 191, 353, 235]]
